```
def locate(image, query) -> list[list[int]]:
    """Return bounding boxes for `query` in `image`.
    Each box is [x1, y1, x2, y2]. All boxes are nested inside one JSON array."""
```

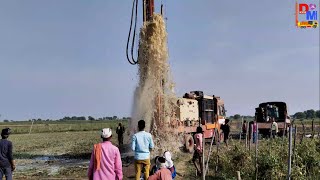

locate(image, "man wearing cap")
[[88, 128, 123, 180], [0, 128, 15, 180], [163, 151, 176, 179], [131, 120, 154, 180]]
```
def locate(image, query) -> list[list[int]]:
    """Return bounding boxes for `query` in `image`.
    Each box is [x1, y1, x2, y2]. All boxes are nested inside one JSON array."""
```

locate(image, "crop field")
[[2, 120, 128, 179], [0, 120, 128, 134], [2, 119, 320, 179], [181, 138, 320, 179]]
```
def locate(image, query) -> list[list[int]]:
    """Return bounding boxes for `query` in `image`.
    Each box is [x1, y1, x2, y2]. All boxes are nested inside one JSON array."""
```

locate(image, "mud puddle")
[[15, 156, 89, 177]]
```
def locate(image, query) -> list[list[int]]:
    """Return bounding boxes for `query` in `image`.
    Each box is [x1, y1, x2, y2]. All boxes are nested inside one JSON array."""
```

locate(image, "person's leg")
[[192, 152, 201, 174], [118, 136, 121, 145], [4, 167, 12, 180], [272, 130, 275, 139], [0, 167, 4, 180], [135, 160, 142, 180], [198, 154, 203, 175], [225, 133, 229, 146], [253, 132, 256, 143], [120, 135, 124, 145], [143, 159, 151, 179]]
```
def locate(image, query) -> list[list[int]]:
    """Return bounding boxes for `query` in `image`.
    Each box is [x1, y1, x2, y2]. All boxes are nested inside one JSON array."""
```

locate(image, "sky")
[[0, 0, 319, 120]]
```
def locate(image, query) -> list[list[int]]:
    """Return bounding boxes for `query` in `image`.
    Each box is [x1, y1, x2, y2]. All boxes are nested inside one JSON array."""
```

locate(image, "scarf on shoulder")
[[94, 143, 102, 171]]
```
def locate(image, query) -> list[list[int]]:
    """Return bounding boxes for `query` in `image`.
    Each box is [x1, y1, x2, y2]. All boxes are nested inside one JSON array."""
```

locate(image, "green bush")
[[203, 138, 320, 179]]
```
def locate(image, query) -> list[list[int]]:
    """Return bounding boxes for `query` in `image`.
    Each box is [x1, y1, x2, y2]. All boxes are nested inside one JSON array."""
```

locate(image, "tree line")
[[2, 116, 131, 122], [230, 109, 320, 120], [292, 109, 320, 119]]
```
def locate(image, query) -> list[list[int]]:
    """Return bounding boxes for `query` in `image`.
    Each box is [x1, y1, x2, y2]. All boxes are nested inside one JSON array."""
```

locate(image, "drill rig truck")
[[174, 91, 227, 153]]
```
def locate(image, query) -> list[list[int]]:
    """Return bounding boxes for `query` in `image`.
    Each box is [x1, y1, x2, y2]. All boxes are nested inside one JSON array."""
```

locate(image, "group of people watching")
[[149, 151, 176, 180], [88, 119, 175, 180], [242, 117, 279, 142]]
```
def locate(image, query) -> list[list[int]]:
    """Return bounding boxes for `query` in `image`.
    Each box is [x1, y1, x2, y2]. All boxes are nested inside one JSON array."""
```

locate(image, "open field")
[[11, 131, 100, 179], [3, 120, 320, 179], [1, 118, 318, 134], [0, 120, 128, 134]]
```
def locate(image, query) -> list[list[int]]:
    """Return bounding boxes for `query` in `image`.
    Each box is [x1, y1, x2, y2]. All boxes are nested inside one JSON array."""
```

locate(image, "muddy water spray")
[[130, 14, 178, 151]]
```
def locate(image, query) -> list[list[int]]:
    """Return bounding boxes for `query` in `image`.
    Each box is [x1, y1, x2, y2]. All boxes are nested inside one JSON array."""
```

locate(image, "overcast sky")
[[0, 0, 319, 120]]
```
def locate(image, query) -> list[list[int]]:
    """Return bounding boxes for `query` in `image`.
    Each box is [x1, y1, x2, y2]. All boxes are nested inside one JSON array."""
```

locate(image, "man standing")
[[242, 120, 247, 139], [116, 123, 125, 146], [192, 126, 203, 176], [88, 128, 123, 180], [221, 119, 231, 146], [252, 120, 258, 143], [131, 120, 154, 180], [271, 118, 278, 139], [0, 128, 15, 180]]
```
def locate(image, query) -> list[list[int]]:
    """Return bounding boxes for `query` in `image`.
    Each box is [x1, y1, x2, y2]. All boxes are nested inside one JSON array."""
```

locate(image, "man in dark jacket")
[[0, 128, 15, 180], [221, 119, 230, 146], [116, 123, 125, 146]]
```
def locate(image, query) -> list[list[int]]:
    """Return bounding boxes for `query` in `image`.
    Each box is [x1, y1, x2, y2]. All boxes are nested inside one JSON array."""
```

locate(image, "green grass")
[[0, 120, 128, 134]]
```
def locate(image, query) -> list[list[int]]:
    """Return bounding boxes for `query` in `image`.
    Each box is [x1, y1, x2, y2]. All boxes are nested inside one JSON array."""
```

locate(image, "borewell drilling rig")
[[126, 0, 166, 131], [125, 2, 227, 153], [126, 0, 161, 65]]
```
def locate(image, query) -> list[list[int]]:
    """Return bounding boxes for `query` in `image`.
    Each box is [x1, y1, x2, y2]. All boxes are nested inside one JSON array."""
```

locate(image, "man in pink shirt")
[[192, 126, 203, 176], [148, 157, 172, 180], [88, 128, 123, 180]]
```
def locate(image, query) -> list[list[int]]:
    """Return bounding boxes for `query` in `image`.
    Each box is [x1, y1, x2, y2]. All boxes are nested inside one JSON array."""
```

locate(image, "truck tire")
[[185, 135, 194, 153]]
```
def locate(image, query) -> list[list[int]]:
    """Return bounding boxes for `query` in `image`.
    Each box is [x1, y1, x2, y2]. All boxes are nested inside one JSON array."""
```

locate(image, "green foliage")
[[294, 112, 306, 119], [304, 109, 316, 119], [204, 139, 320, 179], [293, 109, 320, 119], [316, 110, 320, 118], [233, 114, 241, 120]]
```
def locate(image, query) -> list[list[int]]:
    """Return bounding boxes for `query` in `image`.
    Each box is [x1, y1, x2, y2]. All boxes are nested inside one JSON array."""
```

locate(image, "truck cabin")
[[183, 91, 226, 125], [255, 102, 289, 123]]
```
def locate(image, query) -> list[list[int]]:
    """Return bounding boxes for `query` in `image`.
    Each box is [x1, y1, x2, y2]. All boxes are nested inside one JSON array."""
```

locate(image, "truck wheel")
[[185, 135, 194, 153]]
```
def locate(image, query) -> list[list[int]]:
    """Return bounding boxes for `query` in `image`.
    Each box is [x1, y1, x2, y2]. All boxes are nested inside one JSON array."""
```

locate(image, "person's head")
[[101, 128, 112, 141], [158, 156, 166, 168], [163, 151, 174, 168], [154, 156, 160, 164], [225, 119, 230, 124], [138, 120, 145, 131], [118, 123, 122, 126], [1, 128, 11, 139], [196, 126, 203, 134], [243, 120, 246, 123]]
